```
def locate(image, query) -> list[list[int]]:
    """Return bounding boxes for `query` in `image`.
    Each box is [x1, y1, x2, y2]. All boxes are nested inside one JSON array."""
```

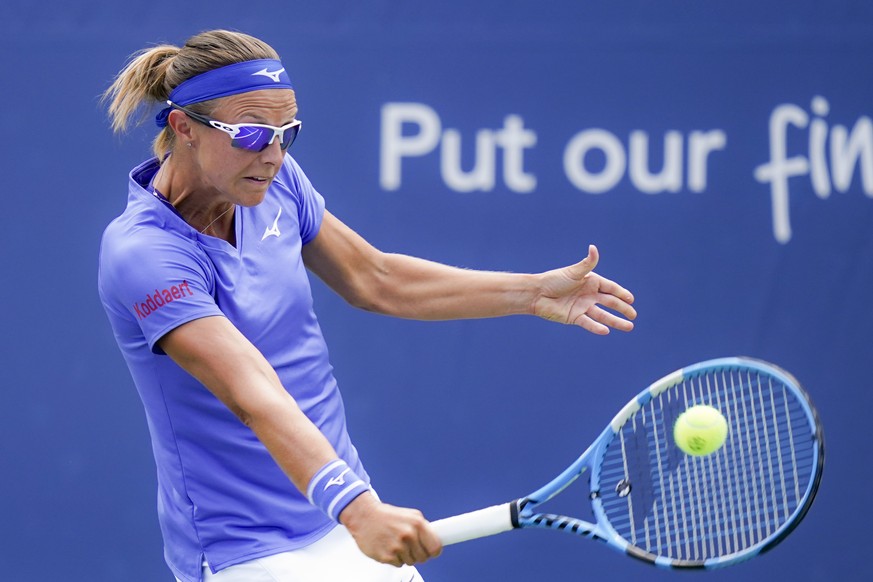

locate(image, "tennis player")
[[98, 30, 637, 582]]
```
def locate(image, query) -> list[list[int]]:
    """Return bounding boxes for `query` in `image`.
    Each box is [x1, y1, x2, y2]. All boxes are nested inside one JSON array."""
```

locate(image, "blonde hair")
[[103, 30, 280, 160]]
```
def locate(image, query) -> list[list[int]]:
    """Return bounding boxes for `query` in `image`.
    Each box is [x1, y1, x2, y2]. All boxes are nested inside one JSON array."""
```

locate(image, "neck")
[[153, 154, 236, 240]]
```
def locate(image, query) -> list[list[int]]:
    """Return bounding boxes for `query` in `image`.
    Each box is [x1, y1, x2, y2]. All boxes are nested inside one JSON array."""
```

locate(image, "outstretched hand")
[[531, 245, 636, 335]]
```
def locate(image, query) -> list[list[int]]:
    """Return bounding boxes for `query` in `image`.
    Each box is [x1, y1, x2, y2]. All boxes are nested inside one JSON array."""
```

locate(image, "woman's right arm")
[[157, 315, 442, 566]]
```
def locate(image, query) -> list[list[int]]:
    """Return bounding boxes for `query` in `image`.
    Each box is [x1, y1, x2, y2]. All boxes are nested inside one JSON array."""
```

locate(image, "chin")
[[237, 183, 270, 206], [240, 193, 267, 207]]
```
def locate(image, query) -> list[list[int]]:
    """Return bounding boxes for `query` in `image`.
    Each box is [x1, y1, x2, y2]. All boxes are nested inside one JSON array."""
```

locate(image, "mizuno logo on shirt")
[[133, 281, 193, 320], [324, 468, 351, 491], [252, 67, 286, 82], [262, 207, 282, 240]]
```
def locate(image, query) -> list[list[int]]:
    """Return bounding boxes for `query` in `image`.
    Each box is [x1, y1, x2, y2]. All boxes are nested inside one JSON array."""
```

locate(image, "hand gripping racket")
[[431, 357, 824, 569]]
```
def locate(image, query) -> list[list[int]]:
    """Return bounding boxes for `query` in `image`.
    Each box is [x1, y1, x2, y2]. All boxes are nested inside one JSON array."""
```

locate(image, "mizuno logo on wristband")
[[324, 468, 351, 490]]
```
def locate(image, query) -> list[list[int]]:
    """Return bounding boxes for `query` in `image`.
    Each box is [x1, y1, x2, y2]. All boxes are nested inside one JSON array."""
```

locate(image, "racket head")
[[585, 357, 824, 568]]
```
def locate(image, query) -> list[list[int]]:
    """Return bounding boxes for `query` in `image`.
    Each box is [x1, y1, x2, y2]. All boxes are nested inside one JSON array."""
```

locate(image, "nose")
[[259, 136, 286, 164]]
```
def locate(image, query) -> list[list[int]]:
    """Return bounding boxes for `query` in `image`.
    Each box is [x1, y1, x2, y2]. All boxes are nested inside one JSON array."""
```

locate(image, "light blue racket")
[[431, 357, 824, 569]]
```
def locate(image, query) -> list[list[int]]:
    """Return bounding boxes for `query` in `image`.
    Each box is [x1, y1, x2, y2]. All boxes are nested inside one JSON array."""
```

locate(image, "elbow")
[[223, 372, 294, 430], [233, 390, 297, 433], [224, 396, 261, 429], [234, 406, 256, 429]]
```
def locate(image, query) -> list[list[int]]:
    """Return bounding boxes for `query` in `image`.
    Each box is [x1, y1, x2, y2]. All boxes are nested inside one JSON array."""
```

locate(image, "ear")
[[167, 109, 196, 142]]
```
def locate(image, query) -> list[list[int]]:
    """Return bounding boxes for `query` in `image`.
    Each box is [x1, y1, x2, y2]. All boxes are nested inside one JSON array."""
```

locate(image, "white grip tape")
[[430, 502, 515, 546]]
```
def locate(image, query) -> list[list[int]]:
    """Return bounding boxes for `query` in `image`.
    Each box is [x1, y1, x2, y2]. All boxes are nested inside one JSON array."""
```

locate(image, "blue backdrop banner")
[[0, 1, 870, 581]]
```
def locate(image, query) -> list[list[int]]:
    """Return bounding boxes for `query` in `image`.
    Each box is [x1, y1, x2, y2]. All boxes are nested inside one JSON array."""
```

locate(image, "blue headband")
[[155, 59, 293, 127]]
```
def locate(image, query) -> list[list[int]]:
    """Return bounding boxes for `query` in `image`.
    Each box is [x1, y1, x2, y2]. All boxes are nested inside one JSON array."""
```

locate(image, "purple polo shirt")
[[98, 156, 368, 582]]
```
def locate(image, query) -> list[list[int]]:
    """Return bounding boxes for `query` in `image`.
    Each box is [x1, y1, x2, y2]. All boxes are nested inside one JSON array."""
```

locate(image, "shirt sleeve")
[[279, 155, 326, 244], [99, 226, 224, 354]]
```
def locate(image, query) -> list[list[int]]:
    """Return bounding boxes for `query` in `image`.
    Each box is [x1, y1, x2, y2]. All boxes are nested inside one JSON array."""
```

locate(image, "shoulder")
[[99, 206, 212, 298], [101, 210, 200, 268]]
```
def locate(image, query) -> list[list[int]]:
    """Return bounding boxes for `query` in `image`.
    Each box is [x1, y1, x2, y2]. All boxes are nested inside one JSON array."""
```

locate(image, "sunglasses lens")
[[280, 124, 300, 150], [231, 126, 274, 152], [229, 123, 300, 152]]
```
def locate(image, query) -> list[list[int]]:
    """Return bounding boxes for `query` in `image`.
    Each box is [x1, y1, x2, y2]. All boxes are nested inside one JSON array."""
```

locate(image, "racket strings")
[[598, 368, 818, 562]]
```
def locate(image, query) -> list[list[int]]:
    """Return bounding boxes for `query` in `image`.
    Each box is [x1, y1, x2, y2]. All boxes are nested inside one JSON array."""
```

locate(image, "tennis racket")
[[431, 357, 824, 569]]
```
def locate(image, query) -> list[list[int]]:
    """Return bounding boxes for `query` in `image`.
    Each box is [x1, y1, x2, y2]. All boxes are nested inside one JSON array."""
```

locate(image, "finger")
[[407, 538, 430, 565], [392, 516, 436, 565], [565, 244, 599, 279], [572, 312, 610, 335], [587, 304, 635, 332], [390, 546, 414, 567], [597, 277, 635, 304], [406, 526, 442, 564], [597, 293, 638, 321], [420, 523, 444, 559]]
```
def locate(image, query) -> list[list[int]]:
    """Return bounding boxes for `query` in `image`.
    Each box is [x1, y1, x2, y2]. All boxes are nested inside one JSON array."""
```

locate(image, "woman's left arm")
[[302, 210, 636, 335]]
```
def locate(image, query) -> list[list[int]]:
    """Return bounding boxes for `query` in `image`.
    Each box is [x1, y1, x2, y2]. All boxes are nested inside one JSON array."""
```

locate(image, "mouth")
[[245, 176, 272, 184]]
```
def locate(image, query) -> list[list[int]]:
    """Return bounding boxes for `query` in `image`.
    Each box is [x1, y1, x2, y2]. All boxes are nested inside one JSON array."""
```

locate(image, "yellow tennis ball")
[[673, 405, 728, 456]]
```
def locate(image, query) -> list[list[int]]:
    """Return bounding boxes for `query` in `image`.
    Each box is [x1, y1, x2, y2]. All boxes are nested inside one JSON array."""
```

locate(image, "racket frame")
[[431, 357, 824, 569]]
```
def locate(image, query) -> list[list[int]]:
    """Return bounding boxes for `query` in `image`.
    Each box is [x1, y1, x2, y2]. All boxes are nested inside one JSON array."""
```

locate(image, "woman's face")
[[187, 88, 298, 207]]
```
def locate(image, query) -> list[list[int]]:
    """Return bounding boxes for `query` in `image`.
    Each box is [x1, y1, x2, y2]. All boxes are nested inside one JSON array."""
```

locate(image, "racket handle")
[[431, 502, 517, 546]]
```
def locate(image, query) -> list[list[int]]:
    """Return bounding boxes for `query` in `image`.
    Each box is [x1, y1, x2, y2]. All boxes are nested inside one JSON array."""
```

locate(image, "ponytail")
[[102, 30, 281, 160], [103, 44, 178, 135]]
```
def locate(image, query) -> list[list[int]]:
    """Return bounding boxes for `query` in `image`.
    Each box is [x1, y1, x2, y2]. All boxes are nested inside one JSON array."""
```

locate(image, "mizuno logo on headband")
[[252, 67, 286, 82]]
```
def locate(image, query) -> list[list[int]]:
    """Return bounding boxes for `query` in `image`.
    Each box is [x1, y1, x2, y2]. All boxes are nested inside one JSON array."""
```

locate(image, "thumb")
[[566, 244, 599, 279]]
